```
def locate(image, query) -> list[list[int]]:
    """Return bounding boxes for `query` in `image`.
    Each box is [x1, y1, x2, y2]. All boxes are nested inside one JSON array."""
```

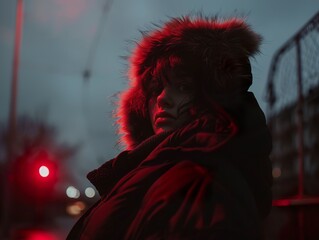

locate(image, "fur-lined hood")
[[116, 15, 262, 149]]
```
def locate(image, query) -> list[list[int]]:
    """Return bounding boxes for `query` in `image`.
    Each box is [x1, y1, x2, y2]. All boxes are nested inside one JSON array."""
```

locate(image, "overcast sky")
[[1, 0, 318, 187]]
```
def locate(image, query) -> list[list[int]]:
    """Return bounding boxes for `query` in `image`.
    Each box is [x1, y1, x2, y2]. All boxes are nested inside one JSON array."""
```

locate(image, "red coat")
[[67, 93, 272, 240]]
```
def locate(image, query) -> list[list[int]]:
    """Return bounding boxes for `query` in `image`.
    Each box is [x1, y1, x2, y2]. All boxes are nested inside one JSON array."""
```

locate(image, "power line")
[[83, 0, 114, 82]]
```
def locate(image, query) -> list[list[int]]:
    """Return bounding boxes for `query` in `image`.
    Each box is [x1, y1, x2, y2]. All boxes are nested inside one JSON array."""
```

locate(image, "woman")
[[67, 15, 272, 239]]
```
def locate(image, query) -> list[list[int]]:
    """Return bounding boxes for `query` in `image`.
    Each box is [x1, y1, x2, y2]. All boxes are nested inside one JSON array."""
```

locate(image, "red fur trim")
[[116, 15, 262, 149]]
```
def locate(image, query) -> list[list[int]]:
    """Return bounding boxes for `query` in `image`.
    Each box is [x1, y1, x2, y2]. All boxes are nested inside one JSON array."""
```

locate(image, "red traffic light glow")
[[39, 165, 50, 177], [13, 149, 58, 201]]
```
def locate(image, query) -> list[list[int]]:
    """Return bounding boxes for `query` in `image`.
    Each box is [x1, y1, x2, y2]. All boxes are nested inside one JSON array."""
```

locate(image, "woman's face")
[[148, 70, 195, 134]]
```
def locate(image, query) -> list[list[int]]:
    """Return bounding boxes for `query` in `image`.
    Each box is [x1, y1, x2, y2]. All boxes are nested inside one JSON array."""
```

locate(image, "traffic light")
[[13, 149, 58, 202], [39, 165, 50, 178]]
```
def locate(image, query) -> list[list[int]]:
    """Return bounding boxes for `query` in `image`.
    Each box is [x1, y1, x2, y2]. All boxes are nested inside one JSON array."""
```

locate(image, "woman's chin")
[[153, 119, 193, 134], [154, 127, 171, 134]]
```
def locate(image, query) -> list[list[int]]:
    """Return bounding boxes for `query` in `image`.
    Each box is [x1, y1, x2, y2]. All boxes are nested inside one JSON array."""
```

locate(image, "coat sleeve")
[[125, 160, 261, 240]]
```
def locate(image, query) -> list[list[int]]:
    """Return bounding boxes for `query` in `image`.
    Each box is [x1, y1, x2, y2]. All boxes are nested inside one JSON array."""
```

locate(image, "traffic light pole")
[[0, 0, 24, 238]]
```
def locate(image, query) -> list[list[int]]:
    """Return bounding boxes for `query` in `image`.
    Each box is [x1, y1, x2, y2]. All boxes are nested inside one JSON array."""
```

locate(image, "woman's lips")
[[155, 116, 175, 126], [155, 111, 176, 120], [154, 112, 176, 126]]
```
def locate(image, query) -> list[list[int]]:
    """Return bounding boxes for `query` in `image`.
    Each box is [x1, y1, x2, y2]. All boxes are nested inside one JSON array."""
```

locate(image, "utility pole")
[[1, 0, 24, 238]]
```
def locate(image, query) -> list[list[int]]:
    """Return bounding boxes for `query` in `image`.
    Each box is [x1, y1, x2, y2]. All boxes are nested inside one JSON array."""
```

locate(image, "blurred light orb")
[[66, 186, 80, 199], [39, 165, 49, 177], [66, 201, 86, 216], [85, 187, 96, 198], [272, 167, 282, 178]]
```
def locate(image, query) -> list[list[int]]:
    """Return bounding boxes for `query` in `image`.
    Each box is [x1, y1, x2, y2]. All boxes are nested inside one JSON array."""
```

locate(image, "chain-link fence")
[[264, 11, 319, 240], [266, 11, 319, 199], [266, 12, 319, 116]]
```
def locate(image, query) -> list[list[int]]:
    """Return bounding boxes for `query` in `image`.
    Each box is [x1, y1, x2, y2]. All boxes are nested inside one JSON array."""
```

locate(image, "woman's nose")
[[157, 87, 174, 108]]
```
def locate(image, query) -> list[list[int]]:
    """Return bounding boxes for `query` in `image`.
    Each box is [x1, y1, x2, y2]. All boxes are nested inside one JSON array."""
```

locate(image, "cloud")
[[0, 25, 14, 46], [55, 0, 89, 23], [31, 0, 90, 32]]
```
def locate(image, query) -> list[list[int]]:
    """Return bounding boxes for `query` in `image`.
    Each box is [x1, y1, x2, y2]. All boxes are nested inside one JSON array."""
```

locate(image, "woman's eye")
[[177, 84, 192, 93], [153, 88, 162, 96], [148, 81, 163, 96]]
